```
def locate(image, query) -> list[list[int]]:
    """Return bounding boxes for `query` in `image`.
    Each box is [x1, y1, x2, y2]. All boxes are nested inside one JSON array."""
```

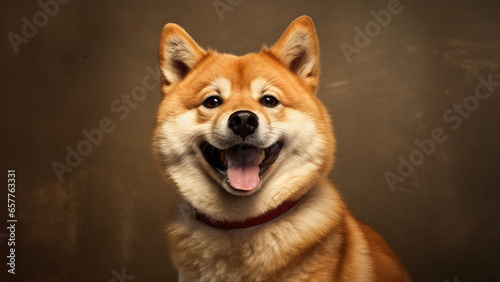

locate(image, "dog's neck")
[[196, 200, 298, 229]]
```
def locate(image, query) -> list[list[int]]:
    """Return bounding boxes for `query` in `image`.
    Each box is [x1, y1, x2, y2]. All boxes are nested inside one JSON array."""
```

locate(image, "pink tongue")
[[227, 147, 261, 191]]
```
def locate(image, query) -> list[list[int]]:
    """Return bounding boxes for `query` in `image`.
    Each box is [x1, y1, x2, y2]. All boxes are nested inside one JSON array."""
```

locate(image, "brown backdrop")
[[1, 0, 499, 281]]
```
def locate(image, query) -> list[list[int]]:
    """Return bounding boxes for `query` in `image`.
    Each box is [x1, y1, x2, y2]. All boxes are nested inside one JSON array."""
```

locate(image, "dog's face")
[[154, 16, 334, 222]]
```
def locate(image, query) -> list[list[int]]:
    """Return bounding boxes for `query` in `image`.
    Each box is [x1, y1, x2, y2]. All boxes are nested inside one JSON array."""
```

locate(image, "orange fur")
[[153, 16, 410, 281]]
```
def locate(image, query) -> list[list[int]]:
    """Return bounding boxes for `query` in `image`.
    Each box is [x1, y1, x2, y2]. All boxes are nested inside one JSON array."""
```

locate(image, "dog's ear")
[[158, 23, 206, 91], [269, 16, 320, 93]]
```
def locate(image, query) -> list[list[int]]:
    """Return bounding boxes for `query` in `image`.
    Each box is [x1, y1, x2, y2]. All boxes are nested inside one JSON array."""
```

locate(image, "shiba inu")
[[153, 16, 411, 281]]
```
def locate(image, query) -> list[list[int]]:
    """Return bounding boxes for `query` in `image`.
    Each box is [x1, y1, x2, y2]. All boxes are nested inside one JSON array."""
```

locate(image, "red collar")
[[197, 200, 298, 229]]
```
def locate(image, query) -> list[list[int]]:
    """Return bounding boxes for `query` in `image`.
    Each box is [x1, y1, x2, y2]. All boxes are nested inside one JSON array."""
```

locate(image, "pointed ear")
[[158, 23, 206, 90], [269, 16, 320, 92]]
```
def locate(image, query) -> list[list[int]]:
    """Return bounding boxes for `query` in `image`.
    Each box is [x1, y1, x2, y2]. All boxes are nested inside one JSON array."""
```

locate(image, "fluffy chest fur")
[[168, 181, 362, 281]]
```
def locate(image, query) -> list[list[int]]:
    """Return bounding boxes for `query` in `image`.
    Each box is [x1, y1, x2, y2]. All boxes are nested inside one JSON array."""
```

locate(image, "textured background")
[[1, 0, 499, 281]]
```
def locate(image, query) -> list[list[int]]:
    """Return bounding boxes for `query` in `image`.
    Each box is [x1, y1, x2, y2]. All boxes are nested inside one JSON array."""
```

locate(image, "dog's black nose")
[[228, 110, 259, 139]]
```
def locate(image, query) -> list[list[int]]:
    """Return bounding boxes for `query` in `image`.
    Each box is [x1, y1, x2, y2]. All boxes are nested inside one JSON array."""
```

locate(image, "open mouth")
[[200, 141, 283, 192]]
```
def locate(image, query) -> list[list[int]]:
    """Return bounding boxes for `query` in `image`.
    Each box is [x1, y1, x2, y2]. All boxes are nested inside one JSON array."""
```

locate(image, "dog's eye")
[[202, 96, 223, 108], [260, 95, 280, 108]]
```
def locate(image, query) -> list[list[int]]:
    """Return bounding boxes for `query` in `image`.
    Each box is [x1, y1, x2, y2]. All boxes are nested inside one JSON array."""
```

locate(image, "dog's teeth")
[[260, 149, 266, 163]]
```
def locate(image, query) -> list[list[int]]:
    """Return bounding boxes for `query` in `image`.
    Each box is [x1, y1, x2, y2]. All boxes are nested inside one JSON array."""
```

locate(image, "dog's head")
[[153, 16, 334, 222]]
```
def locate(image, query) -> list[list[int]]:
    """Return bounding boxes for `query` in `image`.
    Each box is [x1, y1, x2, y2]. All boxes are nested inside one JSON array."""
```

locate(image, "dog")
[[153, 15, 411, 281]]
